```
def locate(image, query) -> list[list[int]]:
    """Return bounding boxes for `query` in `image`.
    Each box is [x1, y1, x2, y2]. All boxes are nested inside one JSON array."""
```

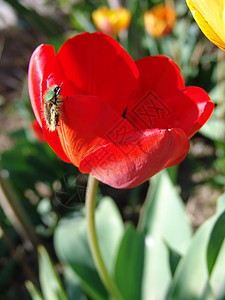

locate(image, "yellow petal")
[[186, 0, 225, 51], [92, 6, 131, 36], [144, 4, 177, 38]]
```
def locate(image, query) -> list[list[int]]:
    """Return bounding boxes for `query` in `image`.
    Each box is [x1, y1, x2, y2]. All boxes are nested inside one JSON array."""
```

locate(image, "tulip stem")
[[85, 175, 123, 300]]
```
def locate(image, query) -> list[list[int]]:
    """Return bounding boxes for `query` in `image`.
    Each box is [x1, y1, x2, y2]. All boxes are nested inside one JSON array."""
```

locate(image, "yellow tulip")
[[186, 0, 225, 51], [144, 4, 177, 38], [92, 6, 131, 36]]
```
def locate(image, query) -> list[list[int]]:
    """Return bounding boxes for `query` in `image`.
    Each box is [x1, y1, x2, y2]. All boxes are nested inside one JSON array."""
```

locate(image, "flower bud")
[[92, 6, 131, 36], [144, 4, 176, 38]]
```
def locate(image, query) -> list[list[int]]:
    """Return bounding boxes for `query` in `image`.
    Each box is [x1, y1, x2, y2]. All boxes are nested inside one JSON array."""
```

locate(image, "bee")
[[44, 84, 64, 131]]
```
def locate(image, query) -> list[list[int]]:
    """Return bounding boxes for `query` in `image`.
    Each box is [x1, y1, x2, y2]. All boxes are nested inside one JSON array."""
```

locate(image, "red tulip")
[[28, 32, 214, 189]]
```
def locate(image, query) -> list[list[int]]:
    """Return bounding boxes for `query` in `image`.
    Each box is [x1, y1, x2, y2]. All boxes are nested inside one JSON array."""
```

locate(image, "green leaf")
[[54, 197, 124, 300], [138, 170, 192, 300], [63, 267, 87, 300], [55, 214, 107, 300], [168, 197, 225, 300], [114, 224, 145, 300], [207, 210, 225, 275], [167, 221, 210, 299], [38, 246, 68, 300], [200, 109, 225, 142], [25, 281, 44, 300], [216, 193, 225, 213], [167, 165, 179, 184], [209, 240, 225, 299], [166, 244, 182, 278], [209, 193, 225, 299]]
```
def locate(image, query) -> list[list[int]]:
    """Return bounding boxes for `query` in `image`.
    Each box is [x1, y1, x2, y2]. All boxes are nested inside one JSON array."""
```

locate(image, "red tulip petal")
[[143, 86, 214, 139], [125, 55, 185, 130], [28, 44, 70, 163], [28, 44, 57, 126], [125, 88, 173, 131], [57, 94, 137, 167], [56, 32, 139, 115], [133, 55, 184, 103], [79, 128, 189, 189], [177, 86, 214, 138], [165, 150, 189, 169], [41, 126, 71, 163], [126, 57, 214, 136]]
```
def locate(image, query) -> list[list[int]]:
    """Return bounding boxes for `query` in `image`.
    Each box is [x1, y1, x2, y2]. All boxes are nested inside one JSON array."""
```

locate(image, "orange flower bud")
[[92, 6, 131, 36], [144, 4, 177, 38]]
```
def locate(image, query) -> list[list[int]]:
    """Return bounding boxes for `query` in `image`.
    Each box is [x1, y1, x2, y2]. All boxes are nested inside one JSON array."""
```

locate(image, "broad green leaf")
[[209, 193, 225, 299], [216, 193, 225, 213], [38, 246, 68, 300], [168, 195, 225, 299], [114, 224, 145, 300], [55, 214, 107, 300], [25, 281, 44, 300], [200, 282, 216, 300], [200, 109, 225, 142], [209, 240, 225, 299], [63, 267, 87, 300], [166, 244, 182, 278], [167, 220, 213, 299], [138, 170, 192, 300], [167, 165, 179, 184], [54, 197, 124, 300], [95, 198, 124, 273], [207, 210, 225, 275]]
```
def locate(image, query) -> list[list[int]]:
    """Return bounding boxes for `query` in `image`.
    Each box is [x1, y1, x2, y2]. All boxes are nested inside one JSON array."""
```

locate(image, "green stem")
[[85, 175, 123, 300]]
